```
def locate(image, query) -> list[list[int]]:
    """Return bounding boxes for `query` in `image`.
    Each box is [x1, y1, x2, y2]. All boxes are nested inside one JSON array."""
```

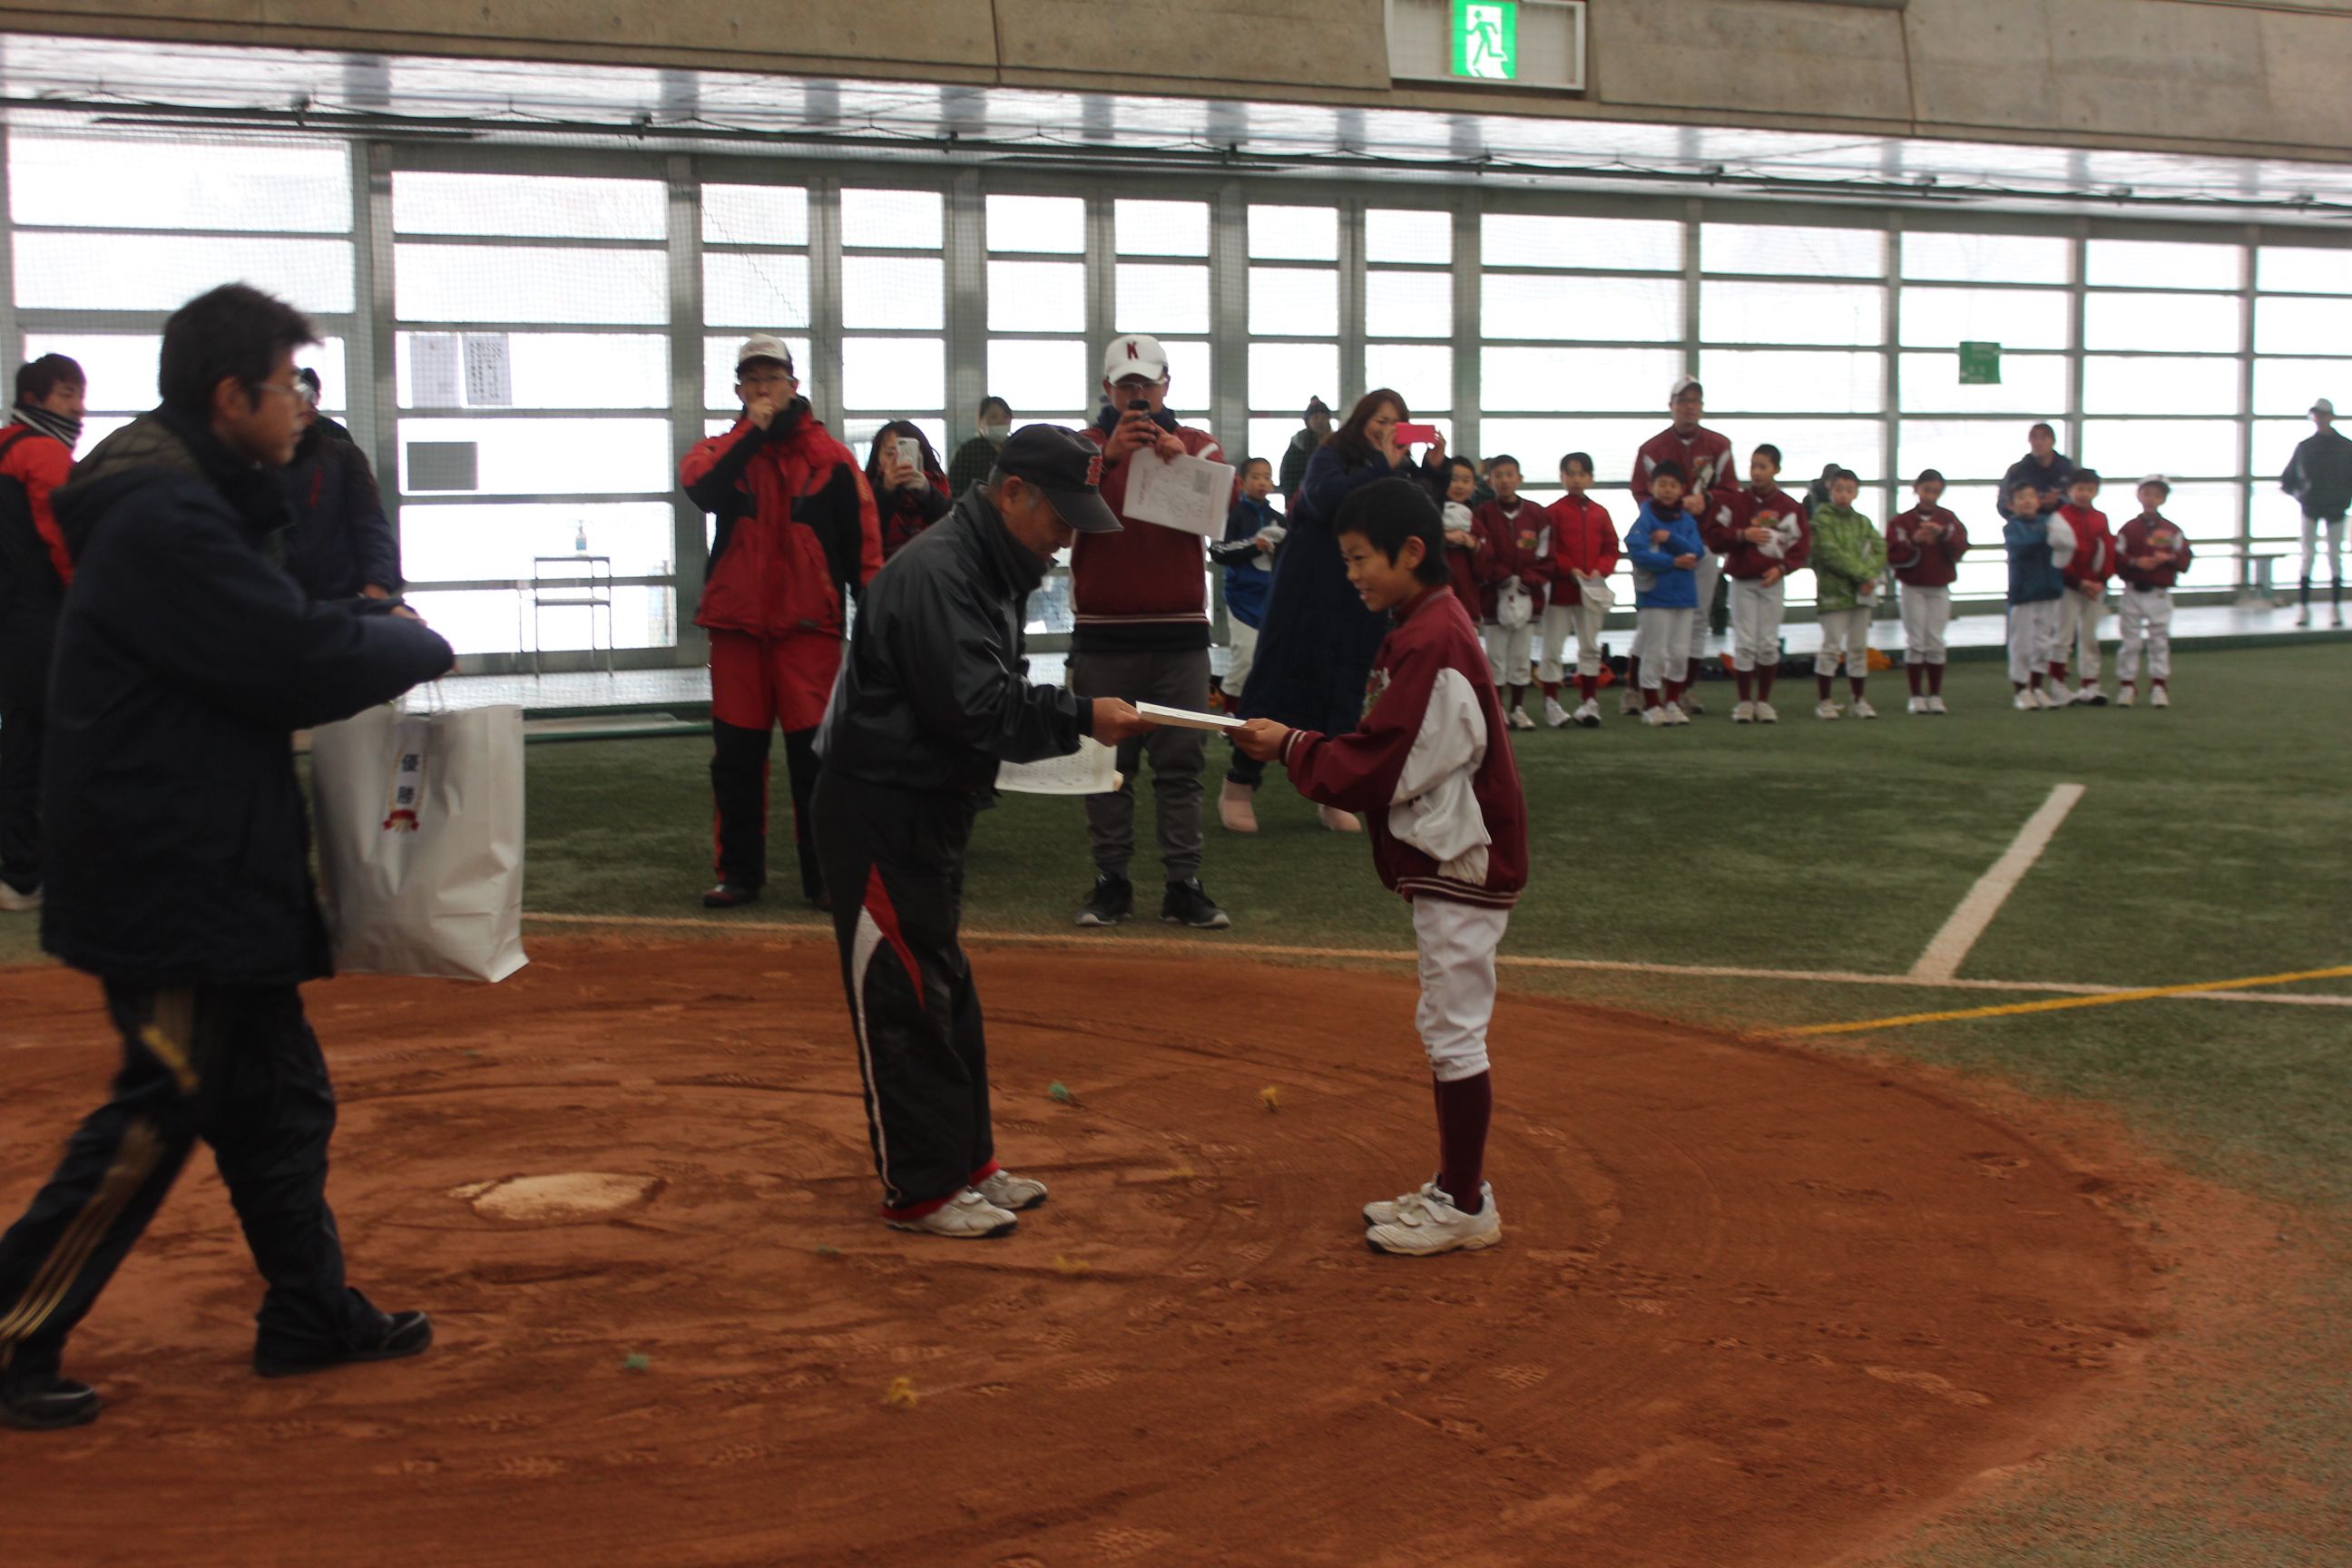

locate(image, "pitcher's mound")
[[0, 936, 2151, 1568]]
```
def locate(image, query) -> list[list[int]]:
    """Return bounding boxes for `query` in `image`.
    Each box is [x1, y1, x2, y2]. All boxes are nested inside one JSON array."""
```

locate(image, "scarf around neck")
[[13, 401, 81, 451]]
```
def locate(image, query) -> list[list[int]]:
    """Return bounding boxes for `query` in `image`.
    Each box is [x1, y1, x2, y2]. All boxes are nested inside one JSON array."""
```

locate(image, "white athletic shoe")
[[2116, 683, 2136, 708], [1365, 1182, 1502, 1257], [1926, 696, 1948, 715], [1906, 696, 1922, 714], [2033, 686, 2061, 710], [975, 1170, 1049, 1212], [1318, 805, 1362, 834], [1815, 701, 1841, 720], [887, 1188, 1019, 1239], [1619, 694, 1643, 718], [2078, 685, 2109, 707], [1544, 696, 1572, 729], [1662, 702, 1690, 726], [0, 883, 40, 913], [1683, 696, 1705, 716], [2295, 606, 2312, 627], [1573, 700, 1602, 729], [1731, 701, 1756, 724], [1754, 701, 1779, 724], [2014, 691, 2035, 711], [1508, 707, 1537, 731], [1363, 1178, 1439, 1228], [2151, 684, 2171, 708], [1850, 697, 1878, 720], [1642, 705, 1667, 727]]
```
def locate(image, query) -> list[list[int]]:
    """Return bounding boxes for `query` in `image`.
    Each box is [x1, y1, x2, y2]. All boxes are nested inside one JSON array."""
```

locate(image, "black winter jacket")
[[817, 485, 1093, 796], [43, 407, 454, 986], [281, 419, 401, 600], [2281, 427, 2352, 518]]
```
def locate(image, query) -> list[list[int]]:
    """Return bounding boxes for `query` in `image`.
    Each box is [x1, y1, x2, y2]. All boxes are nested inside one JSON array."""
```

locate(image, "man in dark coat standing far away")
[[814, 426, 1152, 1240], [0, 284, 456, 1432]]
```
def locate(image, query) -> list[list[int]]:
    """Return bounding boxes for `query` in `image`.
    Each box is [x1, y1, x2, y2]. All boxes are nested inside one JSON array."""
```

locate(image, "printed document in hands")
[[996, 737, 1122, 795], [1122, 450, 1235, 538], [1134, 701, 1242, 732]]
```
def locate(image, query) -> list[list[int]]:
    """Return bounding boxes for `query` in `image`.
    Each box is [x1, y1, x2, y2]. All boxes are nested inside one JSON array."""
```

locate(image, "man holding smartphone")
[[1070, 334, 1234, 931]]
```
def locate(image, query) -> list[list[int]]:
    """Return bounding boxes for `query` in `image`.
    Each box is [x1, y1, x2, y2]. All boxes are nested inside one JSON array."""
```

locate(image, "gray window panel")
[[13, 135, 350, 233], [1249, 267, 1338, 337], [404, 440, 479, 493], [17, 231, 354, 314], [1366, 208, 1453, 265], [987, 338, 1093, 415], [2084, 238, 2240, 291], [1116, 262, 1211, 335], [401, 242, 662, 324], [986, 193, 1086, 255], [1365, 343, 1454, 407], [1365, 269, 1453, 339], [841, 337, 946, 412], [1700, 223, 1886, 279], [839, 188, 944, 250], [1484, 346, 1681, 414], [1898, 232, 2071, 286], [987, 260, 1087, 331], [1699, 348, 1884, 415], [1481, 273, 1681, 341], [2256, 295, 2352, 356], [397, 416, 671, 495], [2252, 358, 2352, 417], [1898, 286, 2070, 350], [2083, 292, 2239, 354], [702, 184, 809, 247], [1248, 205, 1339, 262], [2082, 355, 2242, 416], [1248, 341, 1340, 414], [392, 171, 665, 240], [1482, 213, 1680, 271], [1896, 351, 2070, 416], [701, 251, 813, 329], [1700, 280, 1886, 348], [2081, 419, 2241, 481], [2257, 247, 2352, 296], [1115, 200, 1210, 257], [842, 254, 946, 330]]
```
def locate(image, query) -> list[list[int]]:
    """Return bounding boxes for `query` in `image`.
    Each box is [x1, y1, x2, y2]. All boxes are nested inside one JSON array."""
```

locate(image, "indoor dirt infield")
[[0, 937, 2156, 1568]]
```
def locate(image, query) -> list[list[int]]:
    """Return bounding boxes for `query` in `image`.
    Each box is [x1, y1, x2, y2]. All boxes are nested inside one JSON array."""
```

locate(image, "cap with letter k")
[[1102, 333, 1171, 385]]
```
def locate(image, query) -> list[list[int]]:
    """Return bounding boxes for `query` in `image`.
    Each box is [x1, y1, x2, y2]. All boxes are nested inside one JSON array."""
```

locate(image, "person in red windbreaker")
[[2048, 469, 2115, 707], [679, 335, 881, 911], [0, 353, 84, 911]]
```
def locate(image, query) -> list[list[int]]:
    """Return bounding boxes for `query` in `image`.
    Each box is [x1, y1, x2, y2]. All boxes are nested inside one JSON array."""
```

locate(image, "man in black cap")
[[1279, 396, 1333, 497], [813, 426, 1153, 1239]]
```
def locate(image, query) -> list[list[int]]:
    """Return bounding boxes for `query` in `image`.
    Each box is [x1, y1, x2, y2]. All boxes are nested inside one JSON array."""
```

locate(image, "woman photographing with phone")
[[1225, 387, 1446, 833], [866, 421, 952, 562]]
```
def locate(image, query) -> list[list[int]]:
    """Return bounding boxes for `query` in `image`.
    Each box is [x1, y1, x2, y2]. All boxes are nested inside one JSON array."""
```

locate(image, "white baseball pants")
[[1483, 621, 1534, 688], [1814, 606, 1872, 678], [1686, 554, 1721, 666], [1899, 584, 1952, 664], [1415, 896, 1509, 1083], [1636, 607, 1692, 689], [2300, 513, 2347, 582], [1728, 577, 1785, 672], [2057, 589, 2105, 680], [1538, 598, 1608, 682], [2007, 599, 2061, 685], [2115, 586, 2174, 683]]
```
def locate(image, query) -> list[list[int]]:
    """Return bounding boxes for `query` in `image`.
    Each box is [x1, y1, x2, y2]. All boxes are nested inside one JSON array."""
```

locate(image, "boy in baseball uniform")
[[1886, 468, 1970, 715], [2049, 469, 2114, 706], [2114, 475, 2191, 709], [1539, 452, 1616, 730], [1233, 478, 1527, 1257], [1708, 443, 1809, 725], [1472, 456, 1547, 730]]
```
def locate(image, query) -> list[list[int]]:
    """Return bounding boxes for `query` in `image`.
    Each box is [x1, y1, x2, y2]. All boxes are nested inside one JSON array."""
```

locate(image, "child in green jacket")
[[1809, 470, 1888, 720]]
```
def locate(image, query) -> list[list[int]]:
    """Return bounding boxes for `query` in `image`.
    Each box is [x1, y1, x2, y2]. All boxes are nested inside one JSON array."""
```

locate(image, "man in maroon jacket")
[[1072, 333, 1232, 932], [1631, 376, 1733, 713], [679, 334, 882, 911], [1887, 468, 1971, 715]]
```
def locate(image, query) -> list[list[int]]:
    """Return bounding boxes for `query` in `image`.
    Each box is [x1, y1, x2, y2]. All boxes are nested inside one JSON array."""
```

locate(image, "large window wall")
[[8, 124, 2347, 669]]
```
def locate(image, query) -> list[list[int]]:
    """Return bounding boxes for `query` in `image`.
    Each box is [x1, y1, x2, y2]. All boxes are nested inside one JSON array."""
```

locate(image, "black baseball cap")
[[995, 425, 1121, 534]]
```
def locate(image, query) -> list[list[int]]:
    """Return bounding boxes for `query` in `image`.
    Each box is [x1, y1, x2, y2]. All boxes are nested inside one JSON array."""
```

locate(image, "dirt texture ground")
[[0, 937, 2157, 1567]]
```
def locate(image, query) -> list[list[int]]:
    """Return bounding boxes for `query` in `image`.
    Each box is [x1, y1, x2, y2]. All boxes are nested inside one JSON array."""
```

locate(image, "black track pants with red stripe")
[[810, 770, 998, 1220]]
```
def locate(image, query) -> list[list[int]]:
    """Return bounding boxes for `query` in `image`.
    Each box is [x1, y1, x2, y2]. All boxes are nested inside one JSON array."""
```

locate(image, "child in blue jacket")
[[1624, 461, 1704, 726], [2003, 476, 2066, 710]]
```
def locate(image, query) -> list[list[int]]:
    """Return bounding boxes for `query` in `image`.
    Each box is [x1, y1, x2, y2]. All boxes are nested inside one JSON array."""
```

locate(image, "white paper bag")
[[310, 702, 528, 982]]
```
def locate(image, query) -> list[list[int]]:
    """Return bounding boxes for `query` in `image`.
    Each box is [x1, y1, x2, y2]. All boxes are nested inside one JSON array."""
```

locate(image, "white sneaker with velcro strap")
[[1362, 1178, 1439, 1228], [1365, 1182, 1501, 1257]]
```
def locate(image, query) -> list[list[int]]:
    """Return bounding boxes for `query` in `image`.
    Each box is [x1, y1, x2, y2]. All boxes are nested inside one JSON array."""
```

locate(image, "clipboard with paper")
[[1121, 450, 1235, 538]]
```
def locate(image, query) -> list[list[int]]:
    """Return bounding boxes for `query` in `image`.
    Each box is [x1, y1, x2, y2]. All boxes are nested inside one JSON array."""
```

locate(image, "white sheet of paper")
[[1136, 701, 1244, 732], [995, 737, 1122, 795], [1122, 451, 1234, 538]]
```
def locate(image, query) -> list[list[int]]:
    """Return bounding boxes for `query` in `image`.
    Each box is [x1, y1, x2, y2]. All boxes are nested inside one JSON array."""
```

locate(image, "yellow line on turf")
[[519, 912, 2352, 1010], [1788, 964, 2352, 1036]]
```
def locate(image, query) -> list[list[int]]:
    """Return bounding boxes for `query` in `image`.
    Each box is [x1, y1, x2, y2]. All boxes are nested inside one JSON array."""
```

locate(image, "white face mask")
[[982, 419, 1011, 444]]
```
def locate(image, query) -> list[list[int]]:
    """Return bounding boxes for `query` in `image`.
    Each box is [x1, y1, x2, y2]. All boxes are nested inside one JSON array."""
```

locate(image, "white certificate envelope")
[[996, 737, 1122, 795], [1135, 701, 1243, 732], [1122, 451, 1235, 538]]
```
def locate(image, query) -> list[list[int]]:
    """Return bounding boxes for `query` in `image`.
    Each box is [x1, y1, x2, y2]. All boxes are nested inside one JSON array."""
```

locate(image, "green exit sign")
[[1452, 1, 1519, 80], [1958, 340, 2002, 386]]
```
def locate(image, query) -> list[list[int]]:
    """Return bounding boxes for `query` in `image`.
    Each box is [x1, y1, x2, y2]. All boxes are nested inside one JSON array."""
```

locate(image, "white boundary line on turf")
[[1910, 782, 2085, 984], [522, 911, 2352, 1009]]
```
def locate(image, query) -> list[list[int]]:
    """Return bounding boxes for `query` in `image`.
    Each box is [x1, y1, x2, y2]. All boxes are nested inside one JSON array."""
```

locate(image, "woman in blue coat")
[[1226, 387, 1446, 831]]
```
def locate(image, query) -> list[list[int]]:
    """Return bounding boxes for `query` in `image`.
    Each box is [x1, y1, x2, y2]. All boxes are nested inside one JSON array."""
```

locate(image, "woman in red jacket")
[[865, 421, 952, 562], [679, 336, 882, 911]]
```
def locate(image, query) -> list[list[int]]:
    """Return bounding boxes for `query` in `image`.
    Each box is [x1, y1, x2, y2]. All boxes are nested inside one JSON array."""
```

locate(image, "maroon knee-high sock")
[[1848, 676, 1867, 701], [1434, 1072, 1493, 1212], [1578, 673, 1598, 701], [1906, 662, 1923, 696], [1759, 665, 1777, 700], [1927, 661, 1945, 696], [1817, 672, 1833, 701], [1541, 680, 1559, 701], [1735, 669, 1753, 701]]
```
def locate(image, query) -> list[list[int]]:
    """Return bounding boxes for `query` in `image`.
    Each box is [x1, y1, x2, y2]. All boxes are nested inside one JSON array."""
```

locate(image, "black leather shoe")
[[1074, 874, 1133, 927], [255, 1309, 433, 1379], [0, 1375, 101, 1430], [701, 881, 761, 909], [1161, 878, 1231, 930]]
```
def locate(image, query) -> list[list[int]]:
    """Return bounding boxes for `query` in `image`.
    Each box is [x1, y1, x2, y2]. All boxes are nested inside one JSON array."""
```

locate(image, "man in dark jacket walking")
[[0, 352, 85, 911], [813, 426, 1151, 1239], [0, 285, 455, 1432], [280, 368, 399, 603], [2280, 397, 2352, 627]]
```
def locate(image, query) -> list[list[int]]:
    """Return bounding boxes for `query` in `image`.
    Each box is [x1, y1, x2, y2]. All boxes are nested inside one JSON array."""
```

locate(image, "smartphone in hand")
[[1393, 422, 1440, 446]]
